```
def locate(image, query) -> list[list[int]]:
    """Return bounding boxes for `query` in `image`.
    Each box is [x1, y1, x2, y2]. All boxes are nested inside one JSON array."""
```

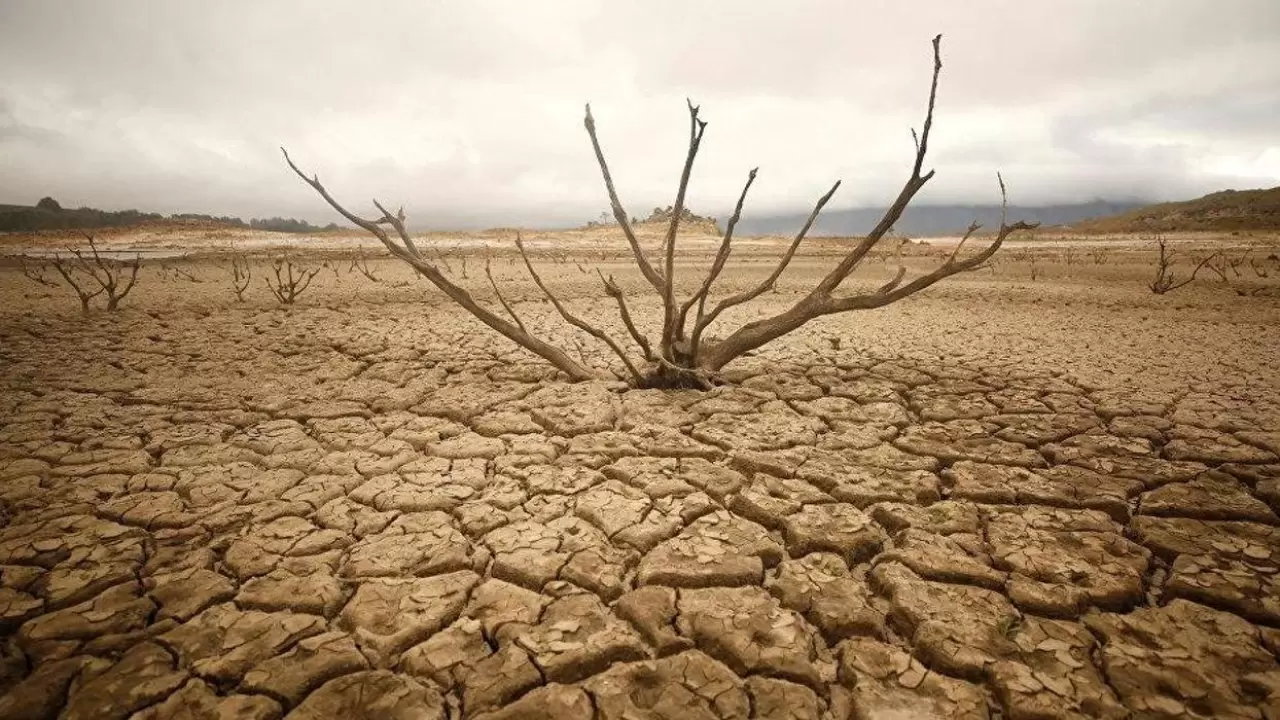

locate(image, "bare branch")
[[944, 221, 981, 266], [875, 265, 908, 295], [350, 249, 381, 282], [878, 235, 910, 293], [692, 179, 841, 347], [657, 100, 709, 358], [913, 34, 944, 180], [839, 171, 1030, 307], [19, 257, 59, 287], [70, 236, 110, 289], [693, 35, 951, 372], [583, 105, 666, 293], [50, 254, 104, 313], [598, 269, 655, 361], [228, 255, 252, 301], [516, 234, 643, 383], [831, 219, 1037, 311], [284, 148, 596, 381], [372, 199, 423, 261], [485, 257, 527, 333], [109, 256, 141, 310], [679, 167, 757, 338], [818, 35, 947, 295], [1148, 236, 1216, 294], [60, 235, 143, 310], [1200, 253, 1230, 283], [283, 149, 398, 246], [699, 168, 1037, 371], [264, 257, 321, 304]]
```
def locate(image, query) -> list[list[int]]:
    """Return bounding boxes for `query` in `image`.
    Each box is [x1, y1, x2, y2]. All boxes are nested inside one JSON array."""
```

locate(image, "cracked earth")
[[2, 242, 1279, 718]]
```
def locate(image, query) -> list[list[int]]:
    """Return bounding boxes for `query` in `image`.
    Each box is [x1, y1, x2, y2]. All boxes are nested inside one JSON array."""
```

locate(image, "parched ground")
[[1, 232, 1280, 719]]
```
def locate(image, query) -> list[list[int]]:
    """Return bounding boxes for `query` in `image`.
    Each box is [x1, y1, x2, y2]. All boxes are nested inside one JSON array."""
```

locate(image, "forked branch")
[[657, 101, 709, 359], [350, 249, 381, 282], [19, 257, 59, 288], [74, 235, 142, 310], [282, 148, 595, 381], [598, 269, 654, 362], [50, 256, 104, 313], [228, 255, 252, 301], [583, 105, 666, 294], [690, 179, 842, 354], [36, 236, 141, 312], [1148, 236, 1216, 294], [264, 257, 321, 304], [679, 167, 758, 334], [516, 235, 643, 383], [485, 257, 527, 333]]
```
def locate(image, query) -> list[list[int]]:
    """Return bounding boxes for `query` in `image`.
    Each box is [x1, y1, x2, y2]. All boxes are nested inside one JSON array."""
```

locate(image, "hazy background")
[[1, 0, 1278, 230]]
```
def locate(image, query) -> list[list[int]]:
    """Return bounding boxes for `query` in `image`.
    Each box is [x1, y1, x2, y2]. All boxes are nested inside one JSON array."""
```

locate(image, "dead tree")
[[1148, 236, 1216, 294], [284, 35, 1035, 387], [49, 256, 105, 313], [227, 255, 252, 301], [76, 236, 141, 310], [264, 257, 321, 304], [31, 236, 141, 312]]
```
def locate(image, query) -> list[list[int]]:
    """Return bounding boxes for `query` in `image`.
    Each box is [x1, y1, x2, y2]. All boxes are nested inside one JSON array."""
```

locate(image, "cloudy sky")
[[1, 1, 1278, 229]]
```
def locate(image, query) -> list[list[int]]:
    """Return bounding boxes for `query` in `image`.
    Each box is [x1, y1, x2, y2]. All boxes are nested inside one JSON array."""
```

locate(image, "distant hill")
[[736, 200, 1146, 237], [1068, 187, 1280, 233], [0, 198, 341, 234], [583, 205, 722, 236]]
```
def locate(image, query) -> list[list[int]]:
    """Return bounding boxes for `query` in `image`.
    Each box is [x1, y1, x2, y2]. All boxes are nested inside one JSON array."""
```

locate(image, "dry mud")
[[2, 236, 1280, 719]]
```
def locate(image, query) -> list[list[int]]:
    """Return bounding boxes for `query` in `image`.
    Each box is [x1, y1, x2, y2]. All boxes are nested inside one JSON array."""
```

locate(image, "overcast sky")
[[1, 1, 1278, 229]]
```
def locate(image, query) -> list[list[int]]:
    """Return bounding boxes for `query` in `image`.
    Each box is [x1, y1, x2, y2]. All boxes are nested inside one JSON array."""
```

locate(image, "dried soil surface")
[[2, 231, 1280, 718]]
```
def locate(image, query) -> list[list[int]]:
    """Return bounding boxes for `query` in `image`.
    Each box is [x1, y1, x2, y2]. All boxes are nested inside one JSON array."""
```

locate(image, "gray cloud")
[[1, 0, 1277, 229]]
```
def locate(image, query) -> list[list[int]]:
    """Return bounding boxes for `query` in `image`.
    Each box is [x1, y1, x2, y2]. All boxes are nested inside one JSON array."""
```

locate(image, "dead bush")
[[227, 255, 252, 301], [285, 35, 1034, 387], [21, 235, 141, 313], [1148, 236, 1216, 294], [264, 257, 321, 304]]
